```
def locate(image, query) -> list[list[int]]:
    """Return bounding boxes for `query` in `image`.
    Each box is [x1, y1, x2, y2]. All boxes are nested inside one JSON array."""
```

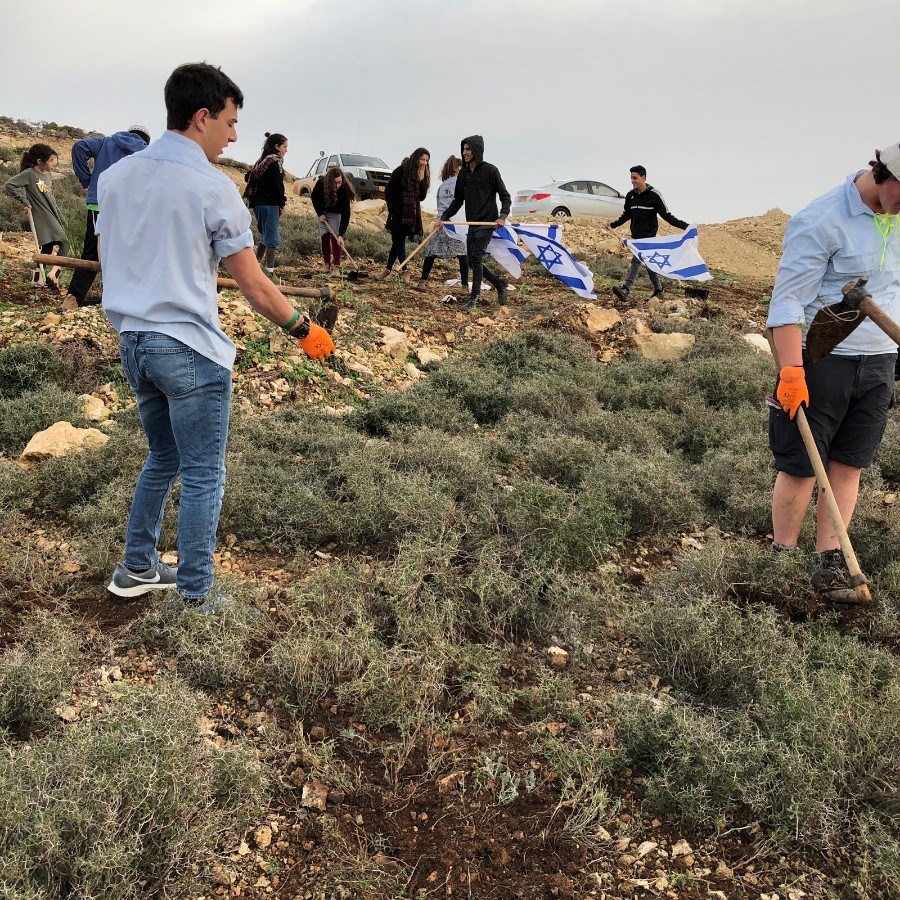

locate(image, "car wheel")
[[551, 207, 571, 218]]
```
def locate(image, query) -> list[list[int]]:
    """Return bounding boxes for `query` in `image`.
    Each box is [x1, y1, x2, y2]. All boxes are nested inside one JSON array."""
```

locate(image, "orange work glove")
[[776, 365, 809, 420], [297, 321, 336, 360]]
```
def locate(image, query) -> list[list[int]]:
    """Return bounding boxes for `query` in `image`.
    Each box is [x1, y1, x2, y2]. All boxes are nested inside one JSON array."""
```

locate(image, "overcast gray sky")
[[1, 0, 898, 223]]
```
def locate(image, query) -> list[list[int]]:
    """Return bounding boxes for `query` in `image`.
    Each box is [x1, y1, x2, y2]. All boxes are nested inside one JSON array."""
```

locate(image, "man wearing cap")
[[64, 126, 151, 308], [768, 141, 900, 601]]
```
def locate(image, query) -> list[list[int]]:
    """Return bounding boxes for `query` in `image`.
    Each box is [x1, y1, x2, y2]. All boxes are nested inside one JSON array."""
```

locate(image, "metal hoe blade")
[[805, 278, 871, 362]]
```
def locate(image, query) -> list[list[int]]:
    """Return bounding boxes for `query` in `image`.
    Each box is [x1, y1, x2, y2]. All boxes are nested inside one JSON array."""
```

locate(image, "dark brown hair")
[[164, 62, 244, 131], [323, 167, 356, 206], [257, 132, 287, 164], [20, 144, 57, 172], [869, 150, 898, 185], [402, 147, 430, 193]]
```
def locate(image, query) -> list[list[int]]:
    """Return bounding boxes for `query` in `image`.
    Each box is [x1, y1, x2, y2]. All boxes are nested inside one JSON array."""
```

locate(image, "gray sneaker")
[[183, 591, 264, 619], [107, 561, 178, 598]]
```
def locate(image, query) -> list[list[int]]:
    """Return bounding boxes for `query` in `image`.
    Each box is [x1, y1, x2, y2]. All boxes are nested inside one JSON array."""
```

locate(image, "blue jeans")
[[118, 332, 231, 599], [254, 205, 281, 248]]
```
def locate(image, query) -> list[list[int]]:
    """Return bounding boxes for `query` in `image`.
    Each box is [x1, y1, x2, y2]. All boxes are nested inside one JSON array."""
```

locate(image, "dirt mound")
[[699, 208, 790, 279]]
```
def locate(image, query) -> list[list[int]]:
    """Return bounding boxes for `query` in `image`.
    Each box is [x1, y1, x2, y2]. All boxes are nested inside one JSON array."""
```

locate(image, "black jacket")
[[385, 164, 428, 235], [244, 156, 286, 209], [609, 185, 688, 239], [311, 179, 352, 236], [442, 135, 511, 226]]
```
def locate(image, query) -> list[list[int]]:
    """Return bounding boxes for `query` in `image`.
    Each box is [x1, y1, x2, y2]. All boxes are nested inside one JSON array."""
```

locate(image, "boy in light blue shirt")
[[768, 140, 900, 602], [98, 62, 331, 611]]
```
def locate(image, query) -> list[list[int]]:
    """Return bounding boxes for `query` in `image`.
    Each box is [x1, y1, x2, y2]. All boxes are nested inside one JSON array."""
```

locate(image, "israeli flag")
[[511, 223, 596, 299], [623, 226, 712, 282], [443, 223, 530, 278]]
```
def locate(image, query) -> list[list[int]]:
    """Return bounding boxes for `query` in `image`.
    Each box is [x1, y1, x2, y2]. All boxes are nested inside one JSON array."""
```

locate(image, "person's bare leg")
[[772, 471, 816, 548], [815, 461, 861, 552]]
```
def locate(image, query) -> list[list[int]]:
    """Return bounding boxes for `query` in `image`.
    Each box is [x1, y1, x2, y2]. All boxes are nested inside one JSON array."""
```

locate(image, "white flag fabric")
[[622, 225, 712, 282], [510, 223, 596, 299], [443, 223, 530, 278]]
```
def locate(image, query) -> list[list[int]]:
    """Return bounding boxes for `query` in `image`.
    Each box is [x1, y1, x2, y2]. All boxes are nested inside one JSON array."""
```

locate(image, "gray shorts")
[[769, 352, 896, 477]]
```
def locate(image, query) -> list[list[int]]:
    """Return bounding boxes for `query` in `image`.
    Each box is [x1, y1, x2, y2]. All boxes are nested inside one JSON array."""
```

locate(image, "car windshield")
[[341, 155, 388, 169]]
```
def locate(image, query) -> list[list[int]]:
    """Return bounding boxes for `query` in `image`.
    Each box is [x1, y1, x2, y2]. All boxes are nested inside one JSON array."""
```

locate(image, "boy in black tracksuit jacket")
[[437, 135, 511, 311], [608, 164, 689, 300]]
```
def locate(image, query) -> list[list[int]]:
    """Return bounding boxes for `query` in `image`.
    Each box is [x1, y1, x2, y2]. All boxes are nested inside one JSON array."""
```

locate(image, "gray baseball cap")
[[880, 140, 900, 179]]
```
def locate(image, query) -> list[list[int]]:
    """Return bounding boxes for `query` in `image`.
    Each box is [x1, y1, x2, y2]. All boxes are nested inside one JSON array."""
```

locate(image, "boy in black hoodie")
[[436, 135, 511, 311]]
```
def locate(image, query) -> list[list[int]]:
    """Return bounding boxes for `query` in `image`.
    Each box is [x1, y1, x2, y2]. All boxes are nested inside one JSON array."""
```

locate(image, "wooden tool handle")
[[396, 236, 432, 271], [33, 254, 332, 301], [793, 407, 871, 601], [322, 219, 356, 265], [27, 210, 46, 285], [860, 297, 900, 346]]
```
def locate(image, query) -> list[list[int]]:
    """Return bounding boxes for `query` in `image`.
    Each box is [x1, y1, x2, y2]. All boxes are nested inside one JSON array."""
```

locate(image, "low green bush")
[[0, 387, 88, 457], [0, 344, 71, 399], [498, 476, 622, 572], [586, 449, 702, 536], [352, 383, 476, 437], [698, 434, 774, 534], [428, 359, 511, 425], [0, 612, 80, 738], [0, 679, 269, 899]]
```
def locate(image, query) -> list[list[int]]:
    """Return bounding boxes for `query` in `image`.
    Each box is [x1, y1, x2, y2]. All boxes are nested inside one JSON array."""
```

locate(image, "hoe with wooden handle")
[[32, 254, 333, 301]]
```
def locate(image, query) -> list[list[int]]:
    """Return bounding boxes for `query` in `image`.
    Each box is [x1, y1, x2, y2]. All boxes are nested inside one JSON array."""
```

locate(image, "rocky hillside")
[[12, 118, 900, 900]]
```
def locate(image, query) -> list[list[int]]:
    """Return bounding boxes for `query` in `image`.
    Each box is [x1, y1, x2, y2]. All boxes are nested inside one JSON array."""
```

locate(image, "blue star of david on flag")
[[625, 226, 712, 282], [536, 244, 564, 269], [512, 224, 596, 299], [646, 251, 672, 269]]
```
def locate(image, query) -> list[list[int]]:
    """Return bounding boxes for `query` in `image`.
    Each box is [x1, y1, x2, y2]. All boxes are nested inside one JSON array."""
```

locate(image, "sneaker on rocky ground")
[[409, 281, 429, 293], [612, 286, 629, 302], [372, 269, 392, 282], [495, 279, 508, 305], [808, 549, 863, 603], [649, 289, 665, 300], [461, 295, 480, 312], [107, 560, 178, 598], [182, 591, 234, 616]]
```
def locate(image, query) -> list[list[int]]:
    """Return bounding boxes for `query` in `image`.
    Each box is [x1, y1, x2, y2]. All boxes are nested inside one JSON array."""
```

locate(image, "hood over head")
[[112, 130, 150, 152], [460, 135, 484, 165]]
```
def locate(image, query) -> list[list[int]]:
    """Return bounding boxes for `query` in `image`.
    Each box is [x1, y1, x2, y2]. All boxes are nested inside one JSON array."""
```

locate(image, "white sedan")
[[510, 180, 626, 220]]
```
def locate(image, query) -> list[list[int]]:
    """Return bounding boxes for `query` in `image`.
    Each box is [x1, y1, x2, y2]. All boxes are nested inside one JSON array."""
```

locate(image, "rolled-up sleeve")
[[767, 214, 833, 329], [208, 184, 254, 259]]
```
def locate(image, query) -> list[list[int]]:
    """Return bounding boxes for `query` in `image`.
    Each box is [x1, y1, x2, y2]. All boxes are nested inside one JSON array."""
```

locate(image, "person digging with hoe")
[[98, 62, 333, 614], [768, 139, 900, 603], [433, 135, 510, 312]]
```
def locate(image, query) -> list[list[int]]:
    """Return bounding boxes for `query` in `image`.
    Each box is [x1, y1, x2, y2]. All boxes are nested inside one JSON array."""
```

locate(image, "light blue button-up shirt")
[[767, 172, 900, 356], [96, 130, 253, 369]]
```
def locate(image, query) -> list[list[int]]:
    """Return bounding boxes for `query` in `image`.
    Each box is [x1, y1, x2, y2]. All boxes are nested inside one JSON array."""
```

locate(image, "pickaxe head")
[[805, 277, 871, 362]]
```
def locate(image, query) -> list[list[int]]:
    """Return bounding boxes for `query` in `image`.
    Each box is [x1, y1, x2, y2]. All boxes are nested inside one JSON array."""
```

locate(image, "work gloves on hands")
[[287, 315, 336, 360], [776, 365, 809, 420]]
